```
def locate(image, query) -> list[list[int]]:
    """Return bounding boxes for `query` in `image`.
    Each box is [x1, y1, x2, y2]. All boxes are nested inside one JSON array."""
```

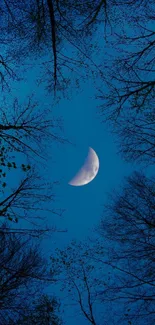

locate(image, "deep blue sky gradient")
[[38, 82, 136, 324], [10, 64, 134, 244], [6, 33, 142, 325], [50, 85, 134, 244]]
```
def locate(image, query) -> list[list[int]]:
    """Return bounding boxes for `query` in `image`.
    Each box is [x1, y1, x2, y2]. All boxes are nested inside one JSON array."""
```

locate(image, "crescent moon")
[[68, 147, 99, 186]]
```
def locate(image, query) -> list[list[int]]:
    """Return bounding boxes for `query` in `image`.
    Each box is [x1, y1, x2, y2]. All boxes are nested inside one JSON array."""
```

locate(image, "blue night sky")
[[8, 60, 136, 325], [39, 86, 134, 325], [1, 3, 154, 324], [50, 86, 134, 241], [8, 45, 137, 322], [4, 19, 153, 325], [7, 68, 154, 325], [10, 55, 134, 247]]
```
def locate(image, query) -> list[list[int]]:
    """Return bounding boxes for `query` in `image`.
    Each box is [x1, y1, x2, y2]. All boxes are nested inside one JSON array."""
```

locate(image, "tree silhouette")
[[116, 111, 155, 165], [97, 1, 155, 164], [0, 53, 19, 91], [97, 171, 155, 324], [51, 172, 155, 324], [51, 241, 113, 325], [0, 0, 110, 95], [0, 170, 62, 227], [0, 94, 65, 232], [0, 228, 60, 325], [15, 295, 62, 325], [0, 95, 64, 159]]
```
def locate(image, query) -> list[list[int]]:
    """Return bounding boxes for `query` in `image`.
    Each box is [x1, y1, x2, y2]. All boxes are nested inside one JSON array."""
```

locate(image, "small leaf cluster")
[[21, 163, 31, 172]]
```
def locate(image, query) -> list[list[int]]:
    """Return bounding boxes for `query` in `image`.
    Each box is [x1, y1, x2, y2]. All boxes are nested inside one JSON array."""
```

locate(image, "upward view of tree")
[[51, 171, 155, 325], [0, 0, 122, 95], [97, 171, 155, 324], [97, 1, 155, 164], [0, 169, 62, 230], [115, 111, 155, 165], [0, 227, 62, 325], [0, 0, 68, 316], [0, 94, 64, 232], [0, 95, 64, 158], [0, 0, 93, 94], [0, 52, 19, 91], [15, 295, 62, 325], [98, 1, 155, 115], [1, 0, 154, 98], [50, 240, 110, 325]]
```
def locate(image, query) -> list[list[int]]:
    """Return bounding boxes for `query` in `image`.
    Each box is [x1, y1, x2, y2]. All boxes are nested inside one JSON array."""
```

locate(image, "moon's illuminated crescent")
[[68, 147, 99, 186]]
